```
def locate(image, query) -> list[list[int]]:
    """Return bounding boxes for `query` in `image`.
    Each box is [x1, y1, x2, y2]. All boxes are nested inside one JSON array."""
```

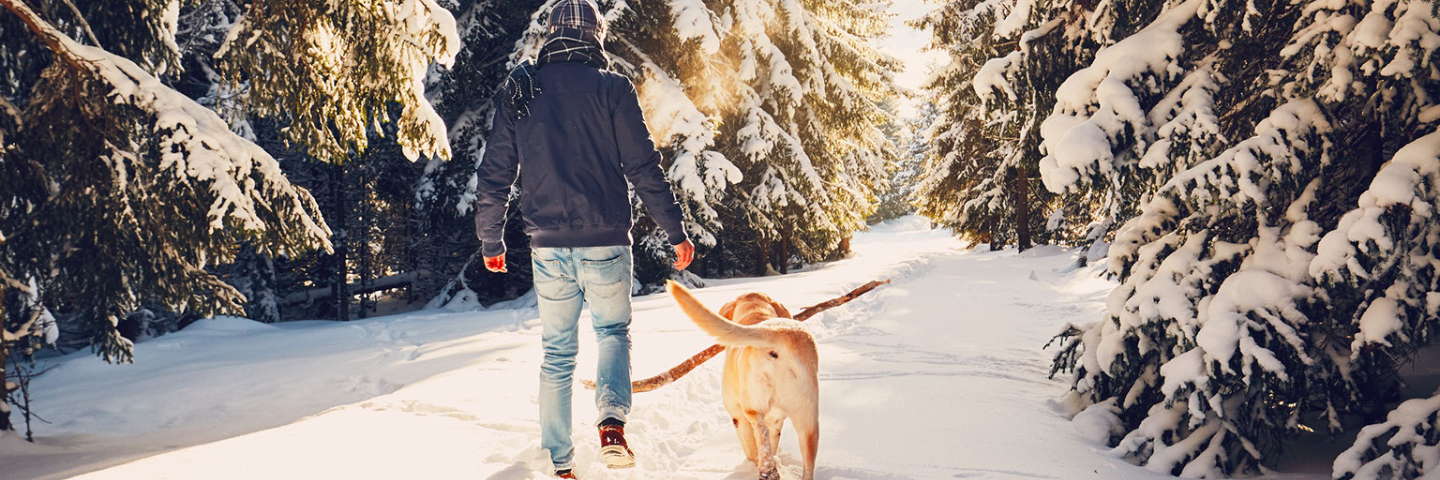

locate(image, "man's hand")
[[673, 239, 695, 271], [484, 255, 507, 273]]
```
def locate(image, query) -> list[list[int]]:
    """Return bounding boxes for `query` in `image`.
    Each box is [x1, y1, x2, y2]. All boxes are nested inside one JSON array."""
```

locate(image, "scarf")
[[501, 28, 608, 120]]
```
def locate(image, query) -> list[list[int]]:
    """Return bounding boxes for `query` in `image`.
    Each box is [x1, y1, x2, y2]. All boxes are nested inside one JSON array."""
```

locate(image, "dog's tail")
[[667, 281, 781, 349]]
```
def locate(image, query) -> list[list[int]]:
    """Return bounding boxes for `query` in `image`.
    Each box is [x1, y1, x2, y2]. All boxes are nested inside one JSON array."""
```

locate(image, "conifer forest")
[[2, 0, 1440, 479]]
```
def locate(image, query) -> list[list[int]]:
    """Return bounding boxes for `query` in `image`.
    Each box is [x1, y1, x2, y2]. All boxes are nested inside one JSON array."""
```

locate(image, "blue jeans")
[[532, 245, 634, 470]]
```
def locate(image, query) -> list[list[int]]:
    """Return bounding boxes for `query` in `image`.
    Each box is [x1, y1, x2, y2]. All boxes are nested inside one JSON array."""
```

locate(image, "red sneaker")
[[599, 424, 636, 469], [555, 469, 577, 479]]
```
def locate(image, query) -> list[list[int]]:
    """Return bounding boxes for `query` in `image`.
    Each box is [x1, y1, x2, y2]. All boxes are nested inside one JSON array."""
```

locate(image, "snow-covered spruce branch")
[[1312, 130, 1440, 358], [3, 1, 332, 252], [1334, 389, 1440, 480], [1330, 386, 1440, 478], [55, 0, 100, 47], [214, 0, 460, 163]]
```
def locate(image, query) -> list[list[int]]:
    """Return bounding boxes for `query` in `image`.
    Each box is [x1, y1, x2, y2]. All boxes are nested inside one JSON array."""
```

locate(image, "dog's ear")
[[770, 300, 792, 319], [719, 301, 737, 320]]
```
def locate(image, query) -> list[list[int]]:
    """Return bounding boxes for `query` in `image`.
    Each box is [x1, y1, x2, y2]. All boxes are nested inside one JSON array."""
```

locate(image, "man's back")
[[513, 64, 631, 235], [475, 60, 686, 254]]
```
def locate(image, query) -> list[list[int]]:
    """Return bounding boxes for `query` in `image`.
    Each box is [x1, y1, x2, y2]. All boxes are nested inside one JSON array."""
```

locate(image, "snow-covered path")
[[1, 218, 1313, 480]]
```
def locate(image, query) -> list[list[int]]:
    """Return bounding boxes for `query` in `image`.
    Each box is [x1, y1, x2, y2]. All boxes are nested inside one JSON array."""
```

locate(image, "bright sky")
[[874, 0, 949, 119]]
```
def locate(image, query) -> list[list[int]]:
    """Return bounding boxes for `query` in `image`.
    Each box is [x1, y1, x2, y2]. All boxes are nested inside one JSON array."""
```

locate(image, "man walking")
[[472, 1, 695, 478]]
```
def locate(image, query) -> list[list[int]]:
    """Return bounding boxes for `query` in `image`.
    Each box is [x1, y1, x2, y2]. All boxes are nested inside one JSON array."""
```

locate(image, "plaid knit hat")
[[547, 0, 607, 45]]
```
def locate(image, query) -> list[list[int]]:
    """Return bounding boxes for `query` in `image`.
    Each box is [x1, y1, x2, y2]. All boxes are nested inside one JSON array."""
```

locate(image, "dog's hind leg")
[[793, 408, 819, 480], [732, 413, 760, 466], [752, 415, 779, 480], [764, 414, 785, 456]]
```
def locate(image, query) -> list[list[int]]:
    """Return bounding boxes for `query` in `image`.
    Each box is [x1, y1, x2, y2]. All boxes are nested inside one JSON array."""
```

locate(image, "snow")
[[667, 0, 722, 54], [973, 51, 1021, 102], [1072, 398, 1124, 443], [1356, 297, 1403, 348], [0, 217, 1333, 480]]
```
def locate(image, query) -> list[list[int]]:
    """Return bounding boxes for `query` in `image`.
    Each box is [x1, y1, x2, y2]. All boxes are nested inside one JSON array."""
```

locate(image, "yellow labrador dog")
[[667, 281, 818, 480]]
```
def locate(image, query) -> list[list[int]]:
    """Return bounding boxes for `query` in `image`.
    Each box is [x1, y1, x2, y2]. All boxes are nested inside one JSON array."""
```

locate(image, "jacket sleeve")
[[474, 97, 521, 257], [612, 78, 690, 246]]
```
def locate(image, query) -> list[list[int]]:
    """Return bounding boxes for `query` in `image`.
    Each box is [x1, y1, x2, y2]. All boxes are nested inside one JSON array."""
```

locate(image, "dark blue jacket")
[[474, 61, 689, 257]]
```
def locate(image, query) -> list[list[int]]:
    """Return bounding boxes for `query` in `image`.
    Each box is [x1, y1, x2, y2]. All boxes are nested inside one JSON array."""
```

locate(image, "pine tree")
[[605, 0, 751, 285], [873, 101, 931, 223], [1031, 0, 1440, 475], [0, 0, 332, 366], [0, 0, 461, 369], [214, 0, 459, 163], [914, 0, 1106, 251], [714, 0, 897, 271], [912, 0, 1012, 247]]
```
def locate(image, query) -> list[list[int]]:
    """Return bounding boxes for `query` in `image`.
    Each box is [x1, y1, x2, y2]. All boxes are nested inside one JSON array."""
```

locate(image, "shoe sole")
[[600, 445, 635, 469]]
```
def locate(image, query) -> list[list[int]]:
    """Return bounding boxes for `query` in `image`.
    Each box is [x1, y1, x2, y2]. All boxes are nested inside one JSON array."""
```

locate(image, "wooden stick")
[[582, 279, 890, 393]]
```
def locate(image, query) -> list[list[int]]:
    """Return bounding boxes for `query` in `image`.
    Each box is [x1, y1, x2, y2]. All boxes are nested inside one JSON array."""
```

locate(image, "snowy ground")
[[2, 217, 1329, 480]]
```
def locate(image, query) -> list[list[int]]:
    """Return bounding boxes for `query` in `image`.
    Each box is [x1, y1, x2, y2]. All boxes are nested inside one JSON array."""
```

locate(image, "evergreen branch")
[[0, 0, 89, 74], [0, 270, 25, 293], [0, 94, 20, 127], [55, 0, 100, 48]]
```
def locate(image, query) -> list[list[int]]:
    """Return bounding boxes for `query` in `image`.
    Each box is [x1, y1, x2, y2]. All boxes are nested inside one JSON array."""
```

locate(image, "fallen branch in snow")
[[582, 279, 891, 393]]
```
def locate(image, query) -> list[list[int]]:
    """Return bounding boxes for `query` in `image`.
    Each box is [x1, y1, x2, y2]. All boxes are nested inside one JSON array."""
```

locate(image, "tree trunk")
[[0, 298, 11, 433], [1016, 167, 1032, 252], [778, 227, 790, 275], [755, 239, 769, 276], [0, 356, 10, 434], [357, 180, 372, 320], [331, 166, 350, 321], [987, 215, 1005, 251]]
